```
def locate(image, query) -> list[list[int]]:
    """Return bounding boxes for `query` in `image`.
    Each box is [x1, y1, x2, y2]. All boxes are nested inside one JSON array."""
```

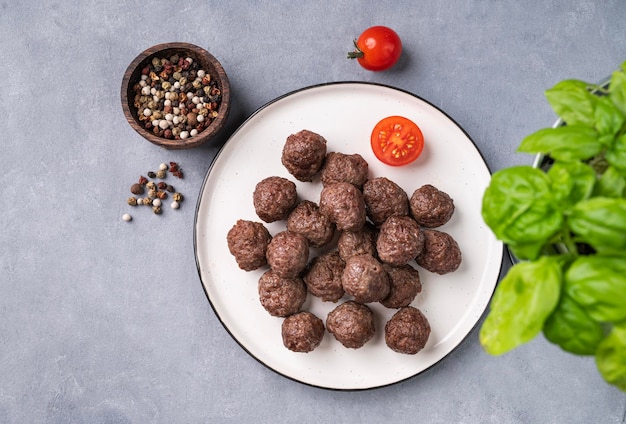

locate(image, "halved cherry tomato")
[[371, 116, 424, 166], [348, 26, 402, 72]]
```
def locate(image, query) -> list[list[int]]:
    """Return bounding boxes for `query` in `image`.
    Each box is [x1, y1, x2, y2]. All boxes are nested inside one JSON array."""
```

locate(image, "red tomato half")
[[371, 116, 424, 166], [348, 26, 402, 71]]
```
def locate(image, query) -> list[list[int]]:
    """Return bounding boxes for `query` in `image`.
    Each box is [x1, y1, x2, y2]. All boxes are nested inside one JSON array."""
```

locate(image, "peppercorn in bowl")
[[121, 42, 230, 149]]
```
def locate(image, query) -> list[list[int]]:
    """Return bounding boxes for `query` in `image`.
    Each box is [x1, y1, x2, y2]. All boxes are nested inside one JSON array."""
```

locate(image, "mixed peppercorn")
[[122, 161, 185, 222], [132, 54, 222, 140]]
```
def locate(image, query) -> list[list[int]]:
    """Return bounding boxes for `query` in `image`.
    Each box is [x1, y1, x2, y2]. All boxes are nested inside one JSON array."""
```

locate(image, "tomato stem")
[[347, 40, 364, 59]]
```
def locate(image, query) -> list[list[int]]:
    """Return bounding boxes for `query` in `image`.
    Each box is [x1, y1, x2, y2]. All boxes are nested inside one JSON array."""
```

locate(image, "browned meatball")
[[362, 177, 409, 226], [319, 182, 366, 232], [226, 219, 271, 271], [281, 129, 327, 182], [282, 312, 325, 353], [376, 216, 425, 266], [409, 184, 455, 228], [253, 176, 298, 223], [326, 301, 375, 349], [342, 254, 390, 303], [303, 251, 345, 302], [385, 306, 431, 354], [286, 200, 335, 248], [258, 270, 307, 317], [266, 231, 309, 278], [321, 152, 369, 188], [380, 264, 422, 309], [337, 222, 377, 262], [416, 229, 462, 274]]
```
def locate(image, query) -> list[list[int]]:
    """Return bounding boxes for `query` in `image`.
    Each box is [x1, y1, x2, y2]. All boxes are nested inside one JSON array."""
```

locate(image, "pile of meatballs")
[[226, 129, 462, 355]]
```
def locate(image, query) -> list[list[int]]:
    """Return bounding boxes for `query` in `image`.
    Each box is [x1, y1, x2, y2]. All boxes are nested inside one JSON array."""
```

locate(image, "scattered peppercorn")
[[123, 161, 185, 221], [130, 183, 144, 195]]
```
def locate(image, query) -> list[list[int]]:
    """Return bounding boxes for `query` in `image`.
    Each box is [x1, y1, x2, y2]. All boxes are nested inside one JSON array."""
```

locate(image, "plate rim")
[[193, 80, 504, 391]]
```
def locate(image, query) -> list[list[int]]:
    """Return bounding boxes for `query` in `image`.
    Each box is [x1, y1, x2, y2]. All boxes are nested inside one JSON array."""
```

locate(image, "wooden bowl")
[[121, 42, 231, 149]]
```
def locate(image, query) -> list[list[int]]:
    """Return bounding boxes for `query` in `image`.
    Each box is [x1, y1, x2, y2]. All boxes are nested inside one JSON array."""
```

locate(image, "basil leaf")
[[568, 197, 626, 252], [593, 166, 626, 198], [547, 161, 596, 209], [545, 80, 596, 127], [480, 257, 562, 355], [610, 69, 626, 116], [543, 294, 604, 355], [518, 126, 601, 161], [594, 96, 625, 136], [565, 256, 626, 323], [605, 133, 626, 175], [596, 324, 626, 392], [482, 166, 562, 246], [507, 241, 546, 262]]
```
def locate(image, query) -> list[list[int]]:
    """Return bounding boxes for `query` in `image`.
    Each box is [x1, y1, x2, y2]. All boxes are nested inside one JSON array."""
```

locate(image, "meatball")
[[416, 229, 462, 274], [303, 251, 345, 302], [409, 184, 455, 228], [337, 222, 377, 262], [266, 231, 309, 278], [226, 219, 271, 271], [326, 301, 375, 349], [286, 200, 335, 248], [380, 264, 422, 309], [319, 182, 366, 232], [385, 306, 431, 354], [258, 270, 307, 317], [376, 215, 425, 266], [253, 176, 298, 223], [321, 152, 369, 188], [282, 312, 325, 353], [281, 129, 327, 182], [362, 177, 409, 226], [342, 254, 390, 304]]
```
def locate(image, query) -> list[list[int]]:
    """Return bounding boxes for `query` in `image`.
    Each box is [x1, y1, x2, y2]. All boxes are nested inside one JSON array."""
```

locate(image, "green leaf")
[[568, 197, 626, 252], [518, 126, 601, 161], [543, 294, 604, 355], [596, 324, 626, 392], [605, 133, 626, 175], [594, 96, 625, 136], [480, 257, 562, 355], [565, 256, 626, 323], [593, 166, 626, 198], [609, 69, 626, 116], [507, 241, 547, 261], [545, 79, 596, 127], [482, 166, 563, 247], [547, 161, 596, 209]]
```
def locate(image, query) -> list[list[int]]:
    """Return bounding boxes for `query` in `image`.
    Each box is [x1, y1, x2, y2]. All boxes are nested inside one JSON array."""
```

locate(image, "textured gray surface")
[[1, 1, 626, 423]]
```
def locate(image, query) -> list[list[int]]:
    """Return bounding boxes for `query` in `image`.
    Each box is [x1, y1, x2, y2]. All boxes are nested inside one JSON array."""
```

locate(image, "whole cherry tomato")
[[371, 116, 424, 166], [348, 26, 402, 71]]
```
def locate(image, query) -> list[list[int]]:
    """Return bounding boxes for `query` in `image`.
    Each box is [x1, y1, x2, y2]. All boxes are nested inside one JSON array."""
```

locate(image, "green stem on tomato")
[[347, 40, 364, 59]]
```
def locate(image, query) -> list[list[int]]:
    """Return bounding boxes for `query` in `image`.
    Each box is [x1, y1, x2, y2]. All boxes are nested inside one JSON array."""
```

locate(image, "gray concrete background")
[[2, 1, 625, 423]]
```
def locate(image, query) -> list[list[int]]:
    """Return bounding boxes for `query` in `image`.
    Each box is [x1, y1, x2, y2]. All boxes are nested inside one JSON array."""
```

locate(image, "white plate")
[[194, 82, 503, 390]]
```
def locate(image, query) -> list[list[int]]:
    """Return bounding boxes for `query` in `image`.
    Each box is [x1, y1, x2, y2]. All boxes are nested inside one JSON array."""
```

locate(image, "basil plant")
[[480, 61, 626, 392]]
